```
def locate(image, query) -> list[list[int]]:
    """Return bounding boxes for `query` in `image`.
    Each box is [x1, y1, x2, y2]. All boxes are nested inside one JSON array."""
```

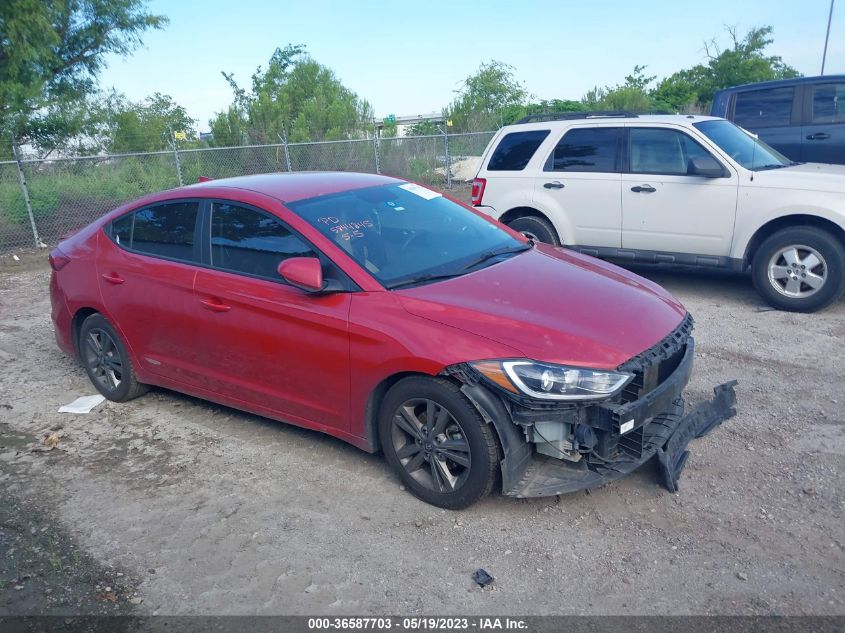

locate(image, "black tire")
[[378, 376, 499, 509], [507, 215, 560, 245], [78, 314, 148, 402], [751, 226, 845, 313]]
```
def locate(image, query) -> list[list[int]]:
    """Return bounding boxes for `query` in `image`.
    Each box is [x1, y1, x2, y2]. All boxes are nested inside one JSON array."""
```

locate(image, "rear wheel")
[[79, 314, 148, 402], [751, 226, 845, 312], [379, 376, 499, 509], [507, 215, 559, 245]]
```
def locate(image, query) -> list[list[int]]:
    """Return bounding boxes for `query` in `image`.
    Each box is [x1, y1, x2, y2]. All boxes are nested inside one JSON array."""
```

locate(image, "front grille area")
[[617, 313, 693, 405]]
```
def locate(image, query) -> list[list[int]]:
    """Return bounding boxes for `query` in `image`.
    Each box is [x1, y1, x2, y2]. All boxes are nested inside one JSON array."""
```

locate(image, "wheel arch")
[[744, 214, 845, 269], [498, 206, 562, 242], [363, 371, 435, 453], [71, 307, 100, 358]]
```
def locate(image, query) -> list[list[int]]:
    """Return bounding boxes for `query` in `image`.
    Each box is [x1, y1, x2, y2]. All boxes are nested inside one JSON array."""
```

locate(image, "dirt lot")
[[0, 255, 843, 616]]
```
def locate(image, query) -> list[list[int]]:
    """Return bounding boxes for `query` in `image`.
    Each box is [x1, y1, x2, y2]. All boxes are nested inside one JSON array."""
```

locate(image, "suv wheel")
[[507, 216, 559, 245], [751, 226, 845, 312], [379, 376, 499, 509]]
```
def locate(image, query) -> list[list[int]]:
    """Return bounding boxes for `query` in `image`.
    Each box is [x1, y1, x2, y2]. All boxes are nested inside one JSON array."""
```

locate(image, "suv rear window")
[[545, 127, 621, 172], [487, 130, 550, 171], [733, 87, 794, 128]]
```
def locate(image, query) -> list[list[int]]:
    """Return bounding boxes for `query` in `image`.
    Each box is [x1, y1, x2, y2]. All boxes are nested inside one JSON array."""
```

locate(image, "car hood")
[[396, 245, 687, 369], [751, 162, 845, 193]]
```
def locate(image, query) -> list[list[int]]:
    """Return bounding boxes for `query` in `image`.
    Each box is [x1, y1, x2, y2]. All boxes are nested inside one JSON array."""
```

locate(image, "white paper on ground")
[[58, 394, 106, 413]]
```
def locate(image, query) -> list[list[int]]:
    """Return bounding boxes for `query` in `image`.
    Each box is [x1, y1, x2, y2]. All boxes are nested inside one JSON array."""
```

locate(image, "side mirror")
[[688, 156, 726, 178], [278, 257, 325, 292]]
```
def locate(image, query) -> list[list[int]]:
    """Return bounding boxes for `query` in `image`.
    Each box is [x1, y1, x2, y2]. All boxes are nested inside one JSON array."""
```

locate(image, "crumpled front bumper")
[[504, 379, 737, 498]]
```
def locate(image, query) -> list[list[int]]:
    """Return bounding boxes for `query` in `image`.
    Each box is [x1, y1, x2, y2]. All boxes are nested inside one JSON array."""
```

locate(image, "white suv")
[[472, 113, 845, 312]]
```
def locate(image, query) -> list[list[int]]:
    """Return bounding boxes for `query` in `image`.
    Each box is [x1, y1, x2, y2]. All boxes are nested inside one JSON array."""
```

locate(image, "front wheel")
[[379, 377, 499, 509], [751, 227, 845, 313]]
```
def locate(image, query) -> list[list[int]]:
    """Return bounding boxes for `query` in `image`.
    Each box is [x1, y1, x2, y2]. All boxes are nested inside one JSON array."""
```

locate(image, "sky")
[[98, 0, 845, 132]]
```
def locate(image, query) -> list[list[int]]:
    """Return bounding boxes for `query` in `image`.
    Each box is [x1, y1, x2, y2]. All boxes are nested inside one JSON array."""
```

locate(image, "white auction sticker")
[[620, 419, 635, 434], [398, 183, 442, 200]]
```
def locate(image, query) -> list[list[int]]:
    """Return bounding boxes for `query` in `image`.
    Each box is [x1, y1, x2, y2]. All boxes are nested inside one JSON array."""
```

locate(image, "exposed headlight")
[[470, 360, 632, 401]]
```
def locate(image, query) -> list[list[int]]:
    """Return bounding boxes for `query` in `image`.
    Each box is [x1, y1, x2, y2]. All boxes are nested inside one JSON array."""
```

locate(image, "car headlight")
[[470, 360, 632, 401]]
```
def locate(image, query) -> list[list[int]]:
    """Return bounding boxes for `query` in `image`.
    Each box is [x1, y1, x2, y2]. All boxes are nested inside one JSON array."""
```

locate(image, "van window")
[[811, 83, 845, 123], [733, 87, 794, 128], [487, 130, 550, 171], [545, 127, 621, 172]]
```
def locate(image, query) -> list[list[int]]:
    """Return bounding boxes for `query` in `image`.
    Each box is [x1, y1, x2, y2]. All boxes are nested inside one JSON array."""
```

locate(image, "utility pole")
[[822, 0, 835, 75]]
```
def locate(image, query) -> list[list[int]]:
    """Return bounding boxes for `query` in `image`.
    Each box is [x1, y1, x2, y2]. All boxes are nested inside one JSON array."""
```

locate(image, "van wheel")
[[79, 314, 148, 402], [379, 376, 499, 509], [751, 226, 845, 313], [507, 216, 559, 245]]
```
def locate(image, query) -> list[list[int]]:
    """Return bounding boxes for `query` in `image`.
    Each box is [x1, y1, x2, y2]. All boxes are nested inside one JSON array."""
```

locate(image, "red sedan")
[[49, 173, 736, 508]]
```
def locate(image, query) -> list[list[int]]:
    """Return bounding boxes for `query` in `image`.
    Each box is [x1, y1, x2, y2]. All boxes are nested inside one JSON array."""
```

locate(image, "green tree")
[[100, 92, 197, 152], [210, 44, 373, 145], [652, 26, 800, 112], [582, 65, 656, 112], [445, 61, 527, 132], [0, 0, 167, 155]]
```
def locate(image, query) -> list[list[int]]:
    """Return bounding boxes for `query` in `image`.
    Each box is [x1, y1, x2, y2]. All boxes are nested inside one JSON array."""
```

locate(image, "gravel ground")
[[0, 253, 843, 616]]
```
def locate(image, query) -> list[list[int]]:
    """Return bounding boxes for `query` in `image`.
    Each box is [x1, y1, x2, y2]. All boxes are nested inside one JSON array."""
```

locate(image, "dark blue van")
[[711, 75, 845, 165]]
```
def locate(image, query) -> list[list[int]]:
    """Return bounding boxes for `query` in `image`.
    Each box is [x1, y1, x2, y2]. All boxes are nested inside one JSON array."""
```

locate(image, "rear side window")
[[733, 87, 794, 128], [210, 203, 315, 280], [811, 83, 845, 123], [630, 128, 715, 175], [111, 202, 199, 262], [487, 130, 550, 171], [545, 127, 621, 172]]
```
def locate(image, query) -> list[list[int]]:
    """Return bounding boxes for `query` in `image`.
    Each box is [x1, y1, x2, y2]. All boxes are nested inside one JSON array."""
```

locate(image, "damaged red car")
[[50, 173, 736, 508]]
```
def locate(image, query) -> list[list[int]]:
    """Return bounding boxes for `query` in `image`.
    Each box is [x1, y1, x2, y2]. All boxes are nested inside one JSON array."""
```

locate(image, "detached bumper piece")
[[504, 380, 738, 498]]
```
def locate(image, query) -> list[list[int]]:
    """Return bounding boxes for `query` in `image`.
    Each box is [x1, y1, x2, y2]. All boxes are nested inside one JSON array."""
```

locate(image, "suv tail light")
[[471, 178, 487, 206], [49, 248, 70, 271]]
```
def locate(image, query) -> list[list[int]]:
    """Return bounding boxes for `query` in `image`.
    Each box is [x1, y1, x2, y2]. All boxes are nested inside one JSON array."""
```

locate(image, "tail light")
[[471, 178, 487, 206], [49, 248, 70, 271]]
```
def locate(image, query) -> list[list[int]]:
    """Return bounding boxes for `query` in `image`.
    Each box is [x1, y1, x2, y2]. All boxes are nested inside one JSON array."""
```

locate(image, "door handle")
[[200, 298, 231, 313], [806, 132, 831, 140], [631, 185, 656, 193], [101, 273, 124, 285], [543, 181, 565, 189]]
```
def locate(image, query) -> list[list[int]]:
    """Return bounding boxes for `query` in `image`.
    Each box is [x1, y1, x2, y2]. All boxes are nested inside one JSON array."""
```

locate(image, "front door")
[[621, 127, 739, 256], [801, 81, 845, 164], [191, 201, 352, 432]]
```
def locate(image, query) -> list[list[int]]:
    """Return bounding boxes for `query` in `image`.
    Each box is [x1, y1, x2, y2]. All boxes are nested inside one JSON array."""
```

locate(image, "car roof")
[[182, 171, 403, 203], [502, 114, 723, 130], [714, 74, 845, 93]]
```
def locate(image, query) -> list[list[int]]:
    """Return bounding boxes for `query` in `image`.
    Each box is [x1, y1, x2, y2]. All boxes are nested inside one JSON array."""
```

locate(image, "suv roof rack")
[[515, 111, 640, 124]]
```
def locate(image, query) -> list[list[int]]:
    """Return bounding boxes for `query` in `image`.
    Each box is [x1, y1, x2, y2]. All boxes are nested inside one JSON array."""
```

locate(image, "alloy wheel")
[[390, 398, 471, 493], [767, 244, 828, 298], [83, 328, 123, 392]]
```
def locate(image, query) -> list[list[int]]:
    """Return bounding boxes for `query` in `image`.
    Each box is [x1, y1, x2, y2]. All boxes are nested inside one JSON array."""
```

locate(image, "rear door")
[[532, 126, 623, 247], [621, 126, 738, 256], [732, 86, 802, 160], [191, 200, 352, 432], [97, 200, 206, 385], [800, 81, 845, 164]]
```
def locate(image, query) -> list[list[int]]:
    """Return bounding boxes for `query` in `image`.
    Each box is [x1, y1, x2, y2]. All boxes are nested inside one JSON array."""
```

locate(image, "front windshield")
[[693, 119, 793, 171], [288, 183, 527, 289]]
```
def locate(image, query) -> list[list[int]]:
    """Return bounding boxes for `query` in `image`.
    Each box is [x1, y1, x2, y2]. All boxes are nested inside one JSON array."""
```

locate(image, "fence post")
[[443, 126, 452, 189], [278, 127, 292, 172], [11, 143, 44, 249], [372, 120, 381, 174], [168, 126, 184, 186]]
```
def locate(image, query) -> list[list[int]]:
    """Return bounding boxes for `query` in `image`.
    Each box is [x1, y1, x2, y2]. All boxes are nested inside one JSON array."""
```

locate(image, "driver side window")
[[630, 128, 714, 176], [209, 203, 315, 280]]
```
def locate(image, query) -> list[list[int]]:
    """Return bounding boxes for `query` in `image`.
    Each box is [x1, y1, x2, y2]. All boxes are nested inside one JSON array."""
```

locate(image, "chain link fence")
[[0, 130, 496, 253]]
